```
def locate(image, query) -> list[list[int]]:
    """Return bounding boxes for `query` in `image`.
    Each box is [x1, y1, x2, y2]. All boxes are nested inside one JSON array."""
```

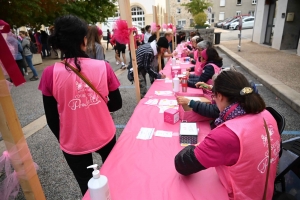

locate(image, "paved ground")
[[1, 30, 300, 199]]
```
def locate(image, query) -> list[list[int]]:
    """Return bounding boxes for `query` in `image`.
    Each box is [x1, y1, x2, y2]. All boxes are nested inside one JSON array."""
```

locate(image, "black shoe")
[[30, 76, 39, 81]]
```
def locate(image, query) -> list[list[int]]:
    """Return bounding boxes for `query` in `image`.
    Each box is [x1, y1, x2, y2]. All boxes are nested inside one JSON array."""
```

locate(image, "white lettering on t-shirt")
[[68, 81, 101, 110]]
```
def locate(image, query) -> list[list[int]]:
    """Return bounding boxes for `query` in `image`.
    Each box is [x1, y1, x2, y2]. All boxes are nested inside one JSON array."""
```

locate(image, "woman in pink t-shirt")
[[38, 15, 122, 196]]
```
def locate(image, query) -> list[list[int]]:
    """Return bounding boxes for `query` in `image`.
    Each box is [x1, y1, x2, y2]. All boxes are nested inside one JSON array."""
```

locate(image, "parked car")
[[230, 16, 255, 30], [222, 15, 250, 29], [218, 18, 233, 28], [222, 18, 239, 29], [216, 18, 231, 28]]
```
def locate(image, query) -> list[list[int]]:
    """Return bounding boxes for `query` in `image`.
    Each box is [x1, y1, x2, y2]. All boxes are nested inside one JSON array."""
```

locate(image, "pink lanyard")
[[223, 103, 238, 121]]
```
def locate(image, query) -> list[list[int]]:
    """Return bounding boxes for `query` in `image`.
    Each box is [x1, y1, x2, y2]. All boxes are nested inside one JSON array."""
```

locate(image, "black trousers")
[[16, 59, 26, 76], [62, 135, 116, 195]]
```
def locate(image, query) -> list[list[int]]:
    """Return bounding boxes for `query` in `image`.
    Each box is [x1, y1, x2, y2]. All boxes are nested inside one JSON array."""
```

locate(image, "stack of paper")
[[158, 99, 178, 106], [155, 91, 173, 96], [154, 130, 173, 138], [144, 99, 159, 105], [136, 127, 155, 140]]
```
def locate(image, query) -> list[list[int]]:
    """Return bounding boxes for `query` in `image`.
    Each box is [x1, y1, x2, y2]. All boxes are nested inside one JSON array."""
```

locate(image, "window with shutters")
[[237, 0, 241, 5], [220, 0, 225, 6], [219, 12, 225, 20], [252, 0, 257, 4]]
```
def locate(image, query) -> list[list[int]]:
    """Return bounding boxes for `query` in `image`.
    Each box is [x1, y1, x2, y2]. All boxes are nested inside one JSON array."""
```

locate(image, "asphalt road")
[[2, 36, 299, 199]]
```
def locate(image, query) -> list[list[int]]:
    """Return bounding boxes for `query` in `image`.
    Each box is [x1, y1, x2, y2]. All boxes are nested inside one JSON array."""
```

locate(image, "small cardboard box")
[[179, 97, 212, 122], [180, 122, 198, 144], [164, 108, 180, 124]]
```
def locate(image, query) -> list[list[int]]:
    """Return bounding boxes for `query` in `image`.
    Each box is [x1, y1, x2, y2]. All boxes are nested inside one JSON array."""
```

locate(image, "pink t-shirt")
[[39, 61, 120, 96], [194, 126, 240, 168]]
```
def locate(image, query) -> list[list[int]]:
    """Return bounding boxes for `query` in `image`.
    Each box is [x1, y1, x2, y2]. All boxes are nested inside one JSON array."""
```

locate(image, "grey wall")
[[210, 0, 257, 23], [280, 0, 300, 50]]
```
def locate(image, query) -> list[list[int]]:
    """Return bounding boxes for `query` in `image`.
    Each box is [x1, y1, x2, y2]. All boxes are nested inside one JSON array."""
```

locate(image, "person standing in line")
[[34, 29, 42, 54], [19, 31, 39, 81], [135, 37, 169, 98], [140, 28, 145, 44], [40, 29, 49, 57], [115, 41, 127, 69], [106, 29, 111, 50], [86, 25, 105, 60], [143, 25, 151, 44], [39, 15, 122, 195]]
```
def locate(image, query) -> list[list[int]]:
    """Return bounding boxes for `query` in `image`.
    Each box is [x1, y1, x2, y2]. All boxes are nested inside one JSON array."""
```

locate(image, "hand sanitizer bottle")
[[173, 72, 179, 93], [87, 164, 111, 200]]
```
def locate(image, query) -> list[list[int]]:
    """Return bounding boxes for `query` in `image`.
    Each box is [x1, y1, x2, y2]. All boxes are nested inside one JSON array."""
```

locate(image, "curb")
[[217, 45, 300, 115]]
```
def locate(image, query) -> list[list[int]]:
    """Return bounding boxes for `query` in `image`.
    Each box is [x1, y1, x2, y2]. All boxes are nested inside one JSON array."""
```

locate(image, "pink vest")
[[193, 51, 202, 76], [53, 58, 116, 155], [216, 110, 280, 200], [205, 63, 221, 85]]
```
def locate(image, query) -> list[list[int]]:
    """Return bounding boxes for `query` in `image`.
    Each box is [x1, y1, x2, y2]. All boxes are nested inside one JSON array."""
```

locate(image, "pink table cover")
[[82, 98, 228, 200]]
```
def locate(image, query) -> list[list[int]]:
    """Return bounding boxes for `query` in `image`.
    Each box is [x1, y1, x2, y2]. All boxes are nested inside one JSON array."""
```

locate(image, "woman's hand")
[[195, 82, 212, 90], [186, 67, 191, 72], [176, 96, 190, 105], [172, 51, 178, 57], [185, 71, 190, 78]]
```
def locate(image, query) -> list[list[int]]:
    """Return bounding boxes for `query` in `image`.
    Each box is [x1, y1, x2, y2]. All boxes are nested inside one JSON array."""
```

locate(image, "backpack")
[[29, 41, 38, 53], [127, 62, 134, 84]]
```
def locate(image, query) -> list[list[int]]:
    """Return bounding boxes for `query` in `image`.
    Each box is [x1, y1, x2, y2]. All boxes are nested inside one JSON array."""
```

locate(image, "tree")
[[0, 0, 117, 28], [181, 0, 211, 16], [194, 12, 207, 27]]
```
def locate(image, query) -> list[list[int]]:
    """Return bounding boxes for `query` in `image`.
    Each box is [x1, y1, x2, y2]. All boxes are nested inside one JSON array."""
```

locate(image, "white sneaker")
[[116, 61, 120, 65], [25, 72, 28, 76]]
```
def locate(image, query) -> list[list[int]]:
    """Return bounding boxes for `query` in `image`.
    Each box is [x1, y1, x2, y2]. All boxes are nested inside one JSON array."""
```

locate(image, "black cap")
[[157, 37, 169, 48]]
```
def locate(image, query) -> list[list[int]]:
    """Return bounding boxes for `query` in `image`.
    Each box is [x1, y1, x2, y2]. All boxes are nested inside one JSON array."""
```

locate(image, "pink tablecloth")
[[83, 52, 228, 200], [83, 97, 228, 200]]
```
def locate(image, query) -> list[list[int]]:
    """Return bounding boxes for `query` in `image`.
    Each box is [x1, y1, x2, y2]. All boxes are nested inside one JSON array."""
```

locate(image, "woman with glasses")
[[175, 71, 280, 200]]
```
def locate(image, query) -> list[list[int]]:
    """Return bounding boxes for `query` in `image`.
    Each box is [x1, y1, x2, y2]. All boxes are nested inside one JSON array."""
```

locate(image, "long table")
[[83, 55, 228, 200]]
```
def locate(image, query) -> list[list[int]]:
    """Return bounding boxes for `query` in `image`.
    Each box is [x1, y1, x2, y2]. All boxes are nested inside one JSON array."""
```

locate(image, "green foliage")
[[181, 0, 211, 16], [194, 12, 207, 26], [0, 0, 117, 28]]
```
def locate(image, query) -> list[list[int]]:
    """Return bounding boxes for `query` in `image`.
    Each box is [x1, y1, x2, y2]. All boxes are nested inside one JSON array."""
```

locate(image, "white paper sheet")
[[144, 99, 159, 105], [158, 99, 178, 106], [155, 91, 173, 96], [136, 127, 155, 140], [154, 130, 173, 138]]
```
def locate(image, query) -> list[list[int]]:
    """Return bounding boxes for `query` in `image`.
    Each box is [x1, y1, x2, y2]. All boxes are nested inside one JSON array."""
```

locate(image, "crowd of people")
[[2, 14, 282, 200]]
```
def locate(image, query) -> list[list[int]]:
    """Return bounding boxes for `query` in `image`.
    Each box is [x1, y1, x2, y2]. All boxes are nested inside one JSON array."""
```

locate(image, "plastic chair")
[[266, 107, 285, 134]]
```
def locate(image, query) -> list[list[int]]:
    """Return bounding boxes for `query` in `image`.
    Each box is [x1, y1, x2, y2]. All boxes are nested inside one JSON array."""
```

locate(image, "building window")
[[190, 19, 194, 25], [131, 6, 145, 27], [178, 20, 186, 26], [211, 13, 215, 23], [236, 11, 241, 16], [220, 0, 225, 6], [219, 12, 225, 20], [177, 0, 181, 2], [114, 10, 120, 17], [249, 11, 255, 16], [237, 0, 241, 5], [177, 8, 181, 14], [252, 0, 257, 4]]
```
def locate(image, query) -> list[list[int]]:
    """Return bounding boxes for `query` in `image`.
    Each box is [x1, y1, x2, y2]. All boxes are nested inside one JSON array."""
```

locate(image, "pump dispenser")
[[87, 164, 111, 200]]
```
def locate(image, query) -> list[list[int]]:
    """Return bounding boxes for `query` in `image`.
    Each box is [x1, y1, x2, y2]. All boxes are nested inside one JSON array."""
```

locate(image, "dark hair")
[[206, 47, 222, 62], [195, 37, 203, 43], [213, 71, 266, 114], [86, 25, 102, 58], [145, 25, 151, 31], [49, 15, 89, 71], [141, 28, 145, 32], [190, 31, 196, 37]]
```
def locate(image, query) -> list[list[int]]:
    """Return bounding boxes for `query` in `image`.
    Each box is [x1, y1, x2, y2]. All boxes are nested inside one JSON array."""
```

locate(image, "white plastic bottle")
[[172, 57, 176, 66], [87, 164, 111, 200], [173, 73, 180, 93]]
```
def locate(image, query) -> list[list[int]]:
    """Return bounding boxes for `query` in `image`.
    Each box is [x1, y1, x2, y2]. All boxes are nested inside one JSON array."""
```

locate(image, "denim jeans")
[[25, 55, 38, 77]]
